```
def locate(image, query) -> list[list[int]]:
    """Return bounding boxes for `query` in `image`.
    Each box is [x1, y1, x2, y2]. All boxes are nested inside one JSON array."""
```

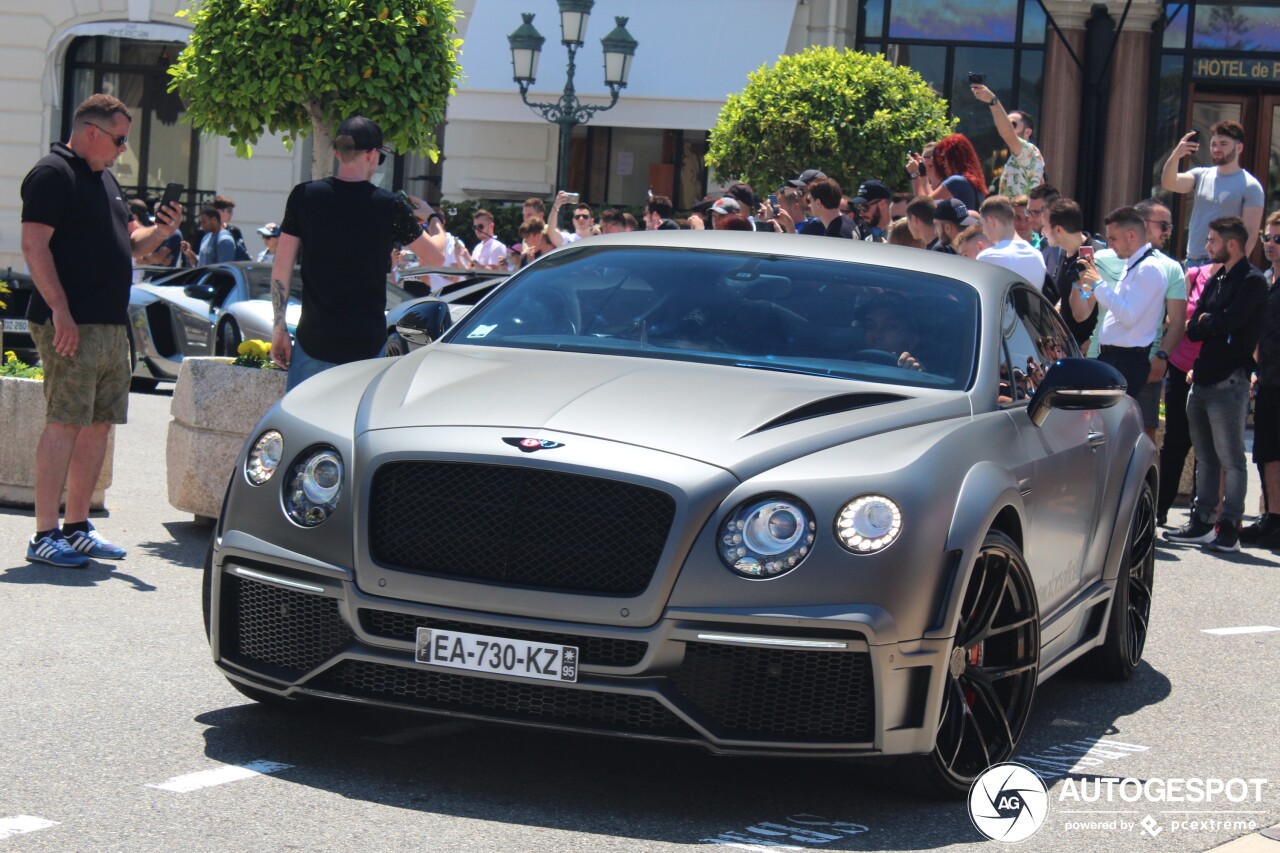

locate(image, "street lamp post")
[[508, 2, 638, 192]]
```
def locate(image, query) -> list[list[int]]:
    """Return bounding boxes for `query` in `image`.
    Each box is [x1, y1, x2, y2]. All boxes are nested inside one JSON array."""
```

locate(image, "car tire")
[[906, 530, 1040, 798], [215, 316, 242, 357], [383, 331, 409, 357], [1083, 480, 1155, 681]]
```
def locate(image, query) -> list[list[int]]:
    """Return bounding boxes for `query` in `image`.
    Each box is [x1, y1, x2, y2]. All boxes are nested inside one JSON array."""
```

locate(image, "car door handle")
[[1088, 431, 1106, 448]]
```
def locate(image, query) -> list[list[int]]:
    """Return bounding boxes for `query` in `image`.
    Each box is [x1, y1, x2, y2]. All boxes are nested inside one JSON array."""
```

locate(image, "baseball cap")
[[934, 198, 970, 225], [788, 168, 826, 187], [336, 116, 384, 150], [256, 222, 281, 238], [851, 180, 891, 205], [724, 182, 756, 209], [710, 197, 742, 215]]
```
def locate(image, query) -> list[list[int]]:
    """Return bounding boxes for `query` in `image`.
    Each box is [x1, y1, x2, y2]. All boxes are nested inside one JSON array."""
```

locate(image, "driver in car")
[[858, 296, 925, 371]]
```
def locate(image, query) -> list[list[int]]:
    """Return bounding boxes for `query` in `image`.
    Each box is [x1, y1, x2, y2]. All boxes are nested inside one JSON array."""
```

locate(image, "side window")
[[1001, 288, 1053, 404]]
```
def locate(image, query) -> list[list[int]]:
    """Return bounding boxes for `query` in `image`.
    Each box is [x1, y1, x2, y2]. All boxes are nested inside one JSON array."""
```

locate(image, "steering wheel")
[[853, 348, 900, 366]]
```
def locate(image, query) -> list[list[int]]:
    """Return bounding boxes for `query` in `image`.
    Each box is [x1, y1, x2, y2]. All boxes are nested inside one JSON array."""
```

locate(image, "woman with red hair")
[[908, 134, 988, 211]]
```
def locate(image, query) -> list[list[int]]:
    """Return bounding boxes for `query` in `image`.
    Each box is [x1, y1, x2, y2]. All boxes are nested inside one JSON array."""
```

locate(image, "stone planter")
[[0, 375, 114, 510], [166, 357, 287, 523]]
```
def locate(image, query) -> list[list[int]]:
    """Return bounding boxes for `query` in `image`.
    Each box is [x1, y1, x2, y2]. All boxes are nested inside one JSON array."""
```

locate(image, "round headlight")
[[245, 430, 284, 485], [835, 494, 903, 554], [719, 497, 815, 579], [284, 447, 344, 527]]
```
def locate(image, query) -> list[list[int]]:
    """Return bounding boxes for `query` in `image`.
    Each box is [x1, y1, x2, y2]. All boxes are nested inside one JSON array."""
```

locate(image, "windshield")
[[447, 246, 980, 390], [246, 268, 303, 303]]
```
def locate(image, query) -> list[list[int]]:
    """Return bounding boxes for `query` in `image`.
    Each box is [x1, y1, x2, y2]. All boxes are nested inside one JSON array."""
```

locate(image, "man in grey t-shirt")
[[1162, 119, 1264, 266]]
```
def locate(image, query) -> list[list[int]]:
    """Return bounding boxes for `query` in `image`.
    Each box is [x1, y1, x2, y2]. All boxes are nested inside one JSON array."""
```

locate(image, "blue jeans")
[[1185, 256, 1210, 269], [286, 339, 340, 391], [1187, 368, 1250, 524]]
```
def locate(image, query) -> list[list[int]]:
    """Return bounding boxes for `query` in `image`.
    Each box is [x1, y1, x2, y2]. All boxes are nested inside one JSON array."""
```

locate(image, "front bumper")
[[210, 547, 953, 759]]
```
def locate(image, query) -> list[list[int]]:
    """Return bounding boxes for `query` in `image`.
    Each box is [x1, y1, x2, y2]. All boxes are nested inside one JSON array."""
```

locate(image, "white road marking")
[[0, 816, 58, 839], [146, 760, 292, 793], [1202, 626, 1280, 636], [362, 721, 476, 744]]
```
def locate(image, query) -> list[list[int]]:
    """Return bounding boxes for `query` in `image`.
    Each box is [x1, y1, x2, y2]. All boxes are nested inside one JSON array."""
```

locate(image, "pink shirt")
[[1168, 265, 1215, 373]]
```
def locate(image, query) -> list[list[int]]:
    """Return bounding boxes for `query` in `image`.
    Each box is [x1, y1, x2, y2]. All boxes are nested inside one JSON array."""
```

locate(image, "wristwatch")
[[1156, 350, 1169, 361]]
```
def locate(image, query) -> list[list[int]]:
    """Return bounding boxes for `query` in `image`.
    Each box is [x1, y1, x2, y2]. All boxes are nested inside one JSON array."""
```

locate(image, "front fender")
[[925, 461, 1026, 640], [1100, 432, 1159, 582]]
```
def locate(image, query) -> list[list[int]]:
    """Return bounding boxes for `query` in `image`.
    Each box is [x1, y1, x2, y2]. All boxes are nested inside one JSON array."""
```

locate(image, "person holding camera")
[[1161, 121, 1264, 267], [970, 79, 1044, 198]]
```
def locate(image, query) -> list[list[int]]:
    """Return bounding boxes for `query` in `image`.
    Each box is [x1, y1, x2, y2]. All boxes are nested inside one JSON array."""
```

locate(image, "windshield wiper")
[[733, 361, 837, 378]]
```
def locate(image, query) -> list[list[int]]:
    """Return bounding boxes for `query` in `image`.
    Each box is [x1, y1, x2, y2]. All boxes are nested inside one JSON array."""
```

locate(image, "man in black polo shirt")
[[20, 93, 183, 568], [1164, 216, 1268, 553], [269, 116, 447, 390]]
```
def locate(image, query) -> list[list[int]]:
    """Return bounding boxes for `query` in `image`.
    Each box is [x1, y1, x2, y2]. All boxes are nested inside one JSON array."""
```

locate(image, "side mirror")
[[184, 283, 216, 301], [1027, 357, 1127, 426], [394, 298, 452, 348]]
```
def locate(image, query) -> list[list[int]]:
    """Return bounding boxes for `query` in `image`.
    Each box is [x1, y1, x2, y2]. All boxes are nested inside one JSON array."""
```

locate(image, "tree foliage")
[[168, 0, 462, 173], [705, 47, 955, 194]]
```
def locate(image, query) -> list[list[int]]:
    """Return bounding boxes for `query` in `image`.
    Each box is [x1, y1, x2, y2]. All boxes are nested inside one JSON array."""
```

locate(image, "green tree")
[[705, 47, 955, 194], [168, 0, 463, 177]]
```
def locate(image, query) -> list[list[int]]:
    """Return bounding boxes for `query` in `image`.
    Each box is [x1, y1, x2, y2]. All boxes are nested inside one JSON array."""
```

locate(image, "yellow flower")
[[4, 351, 16, 363], [237, 341, 256, 357]]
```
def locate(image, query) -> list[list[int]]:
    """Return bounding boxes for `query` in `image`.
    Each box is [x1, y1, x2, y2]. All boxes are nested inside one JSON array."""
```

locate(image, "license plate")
[[415, 628, 578, 683], [2, 318, 27, 333]]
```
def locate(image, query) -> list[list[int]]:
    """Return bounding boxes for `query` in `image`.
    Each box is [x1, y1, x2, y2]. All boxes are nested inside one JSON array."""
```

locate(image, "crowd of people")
[[16, 89, 1280, 568]]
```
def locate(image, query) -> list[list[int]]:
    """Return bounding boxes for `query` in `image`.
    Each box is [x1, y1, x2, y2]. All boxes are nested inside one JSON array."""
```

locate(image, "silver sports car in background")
[[127, 262, 304, 389], [206, 232, 1157, 796]]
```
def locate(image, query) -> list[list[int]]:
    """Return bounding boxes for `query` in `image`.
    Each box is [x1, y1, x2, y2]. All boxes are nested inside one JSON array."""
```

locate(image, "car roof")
[[548, 231, 1026, 297]]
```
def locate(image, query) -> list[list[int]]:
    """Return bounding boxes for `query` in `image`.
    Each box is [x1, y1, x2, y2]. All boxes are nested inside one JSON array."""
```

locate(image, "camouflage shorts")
[[30, 321, 130, 426]]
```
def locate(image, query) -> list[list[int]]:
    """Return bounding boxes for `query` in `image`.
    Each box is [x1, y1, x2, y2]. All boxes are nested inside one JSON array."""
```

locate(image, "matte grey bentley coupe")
[[205, 232, 1157, 796]]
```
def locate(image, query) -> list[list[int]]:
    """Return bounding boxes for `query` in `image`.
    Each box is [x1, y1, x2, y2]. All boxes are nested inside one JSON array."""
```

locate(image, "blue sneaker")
[[27, 530, 90, 568], [64, 522, 127, 560]]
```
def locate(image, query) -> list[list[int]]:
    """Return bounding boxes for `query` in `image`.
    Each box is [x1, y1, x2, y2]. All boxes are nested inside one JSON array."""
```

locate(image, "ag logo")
[[968, 762, 1049, 842], [502, 437, 564, 453]]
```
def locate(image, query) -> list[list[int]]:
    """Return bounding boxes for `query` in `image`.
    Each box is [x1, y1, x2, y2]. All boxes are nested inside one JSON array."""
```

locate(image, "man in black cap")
[[270, 115, 448, 390], [852, 179, 892, 242], [932, 198, 972, 254], [789, 168, 826, 189]]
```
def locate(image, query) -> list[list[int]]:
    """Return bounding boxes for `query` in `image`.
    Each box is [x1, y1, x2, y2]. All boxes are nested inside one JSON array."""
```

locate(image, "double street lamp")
[[508, 1, 638, 191]]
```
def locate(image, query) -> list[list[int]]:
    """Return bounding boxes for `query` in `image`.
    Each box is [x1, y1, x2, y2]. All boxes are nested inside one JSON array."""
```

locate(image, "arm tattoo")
[[272, 278, 289, 328]]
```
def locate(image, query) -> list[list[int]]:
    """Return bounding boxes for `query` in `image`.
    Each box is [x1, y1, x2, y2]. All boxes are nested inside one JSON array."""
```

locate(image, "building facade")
[[1, 0, 1277, 272]]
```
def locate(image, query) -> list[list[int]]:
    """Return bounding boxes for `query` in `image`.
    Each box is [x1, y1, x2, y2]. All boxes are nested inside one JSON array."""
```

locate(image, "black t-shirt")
[[280, 177, 421, 363], [1047, 244, 1098, 346], [20, 143, 132, 325]]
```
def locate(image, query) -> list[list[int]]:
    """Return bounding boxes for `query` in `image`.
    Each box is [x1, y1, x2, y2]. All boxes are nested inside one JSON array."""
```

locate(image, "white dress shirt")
[[1093, 243, 1168, 347], [976, 239, 1047, 289]]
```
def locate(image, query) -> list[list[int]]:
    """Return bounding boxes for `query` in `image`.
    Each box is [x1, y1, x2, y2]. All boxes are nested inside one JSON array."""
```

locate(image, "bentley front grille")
[[220, 575, 352, 677], [670, 643, 875, 742], [315, 660, 695, 737], [368, 461, 675, 595]]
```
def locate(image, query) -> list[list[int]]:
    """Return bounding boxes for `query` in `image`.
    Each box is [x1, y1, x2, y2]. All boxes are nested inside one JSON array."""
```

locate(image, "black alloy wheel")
[[215, 316, 242, 357], [1086, 480, 1155, 680], [916, 530, 1040, 797]]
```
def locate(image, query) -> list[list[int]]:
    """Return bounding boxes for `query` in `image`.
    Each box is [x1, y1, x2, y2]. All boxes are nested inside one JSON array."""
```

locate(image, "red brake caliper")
[[963, 642, 983, 707]]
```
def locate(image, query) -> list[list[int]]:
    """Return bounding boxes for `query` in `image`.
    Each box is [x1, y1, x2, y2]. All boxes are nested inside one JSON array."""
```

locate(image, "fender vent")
[[748, 393, 905, 435]]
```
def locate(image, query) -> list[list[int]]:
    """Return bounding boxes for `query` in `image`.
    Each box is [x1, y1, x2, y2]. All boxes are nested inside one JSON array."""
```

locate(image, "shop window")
[[1192, 4, 1280, 51], [1162, 2, 1189, 49], [1149, 54, 1186, 202], [951, 46, 1017, 183], [865, 0, 886, 42], [1019, 50, 1043, 123], [889, 0, 1019, 43], [1022, 1, 1046, 44], [887, 43, 947, 96]]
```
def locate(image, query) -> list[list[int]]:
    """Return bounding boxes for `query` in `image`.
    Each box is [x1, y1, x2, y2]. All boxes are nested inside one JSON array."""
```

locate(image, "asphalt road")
[[1, 387, 1278, 852]]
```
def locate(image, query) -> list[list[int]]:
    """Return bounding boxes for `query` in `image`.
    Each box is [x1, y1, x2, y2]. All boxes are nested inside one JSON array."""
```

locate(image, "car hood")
[[354, 344, 971, 477]]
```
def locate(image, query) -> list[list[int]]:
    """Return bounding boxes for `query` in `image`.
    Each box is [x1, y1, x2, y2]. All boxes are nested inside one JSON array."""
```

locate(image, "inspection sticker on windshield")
[[416, 628, 578, 683], [467, 324, 498, 339]]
